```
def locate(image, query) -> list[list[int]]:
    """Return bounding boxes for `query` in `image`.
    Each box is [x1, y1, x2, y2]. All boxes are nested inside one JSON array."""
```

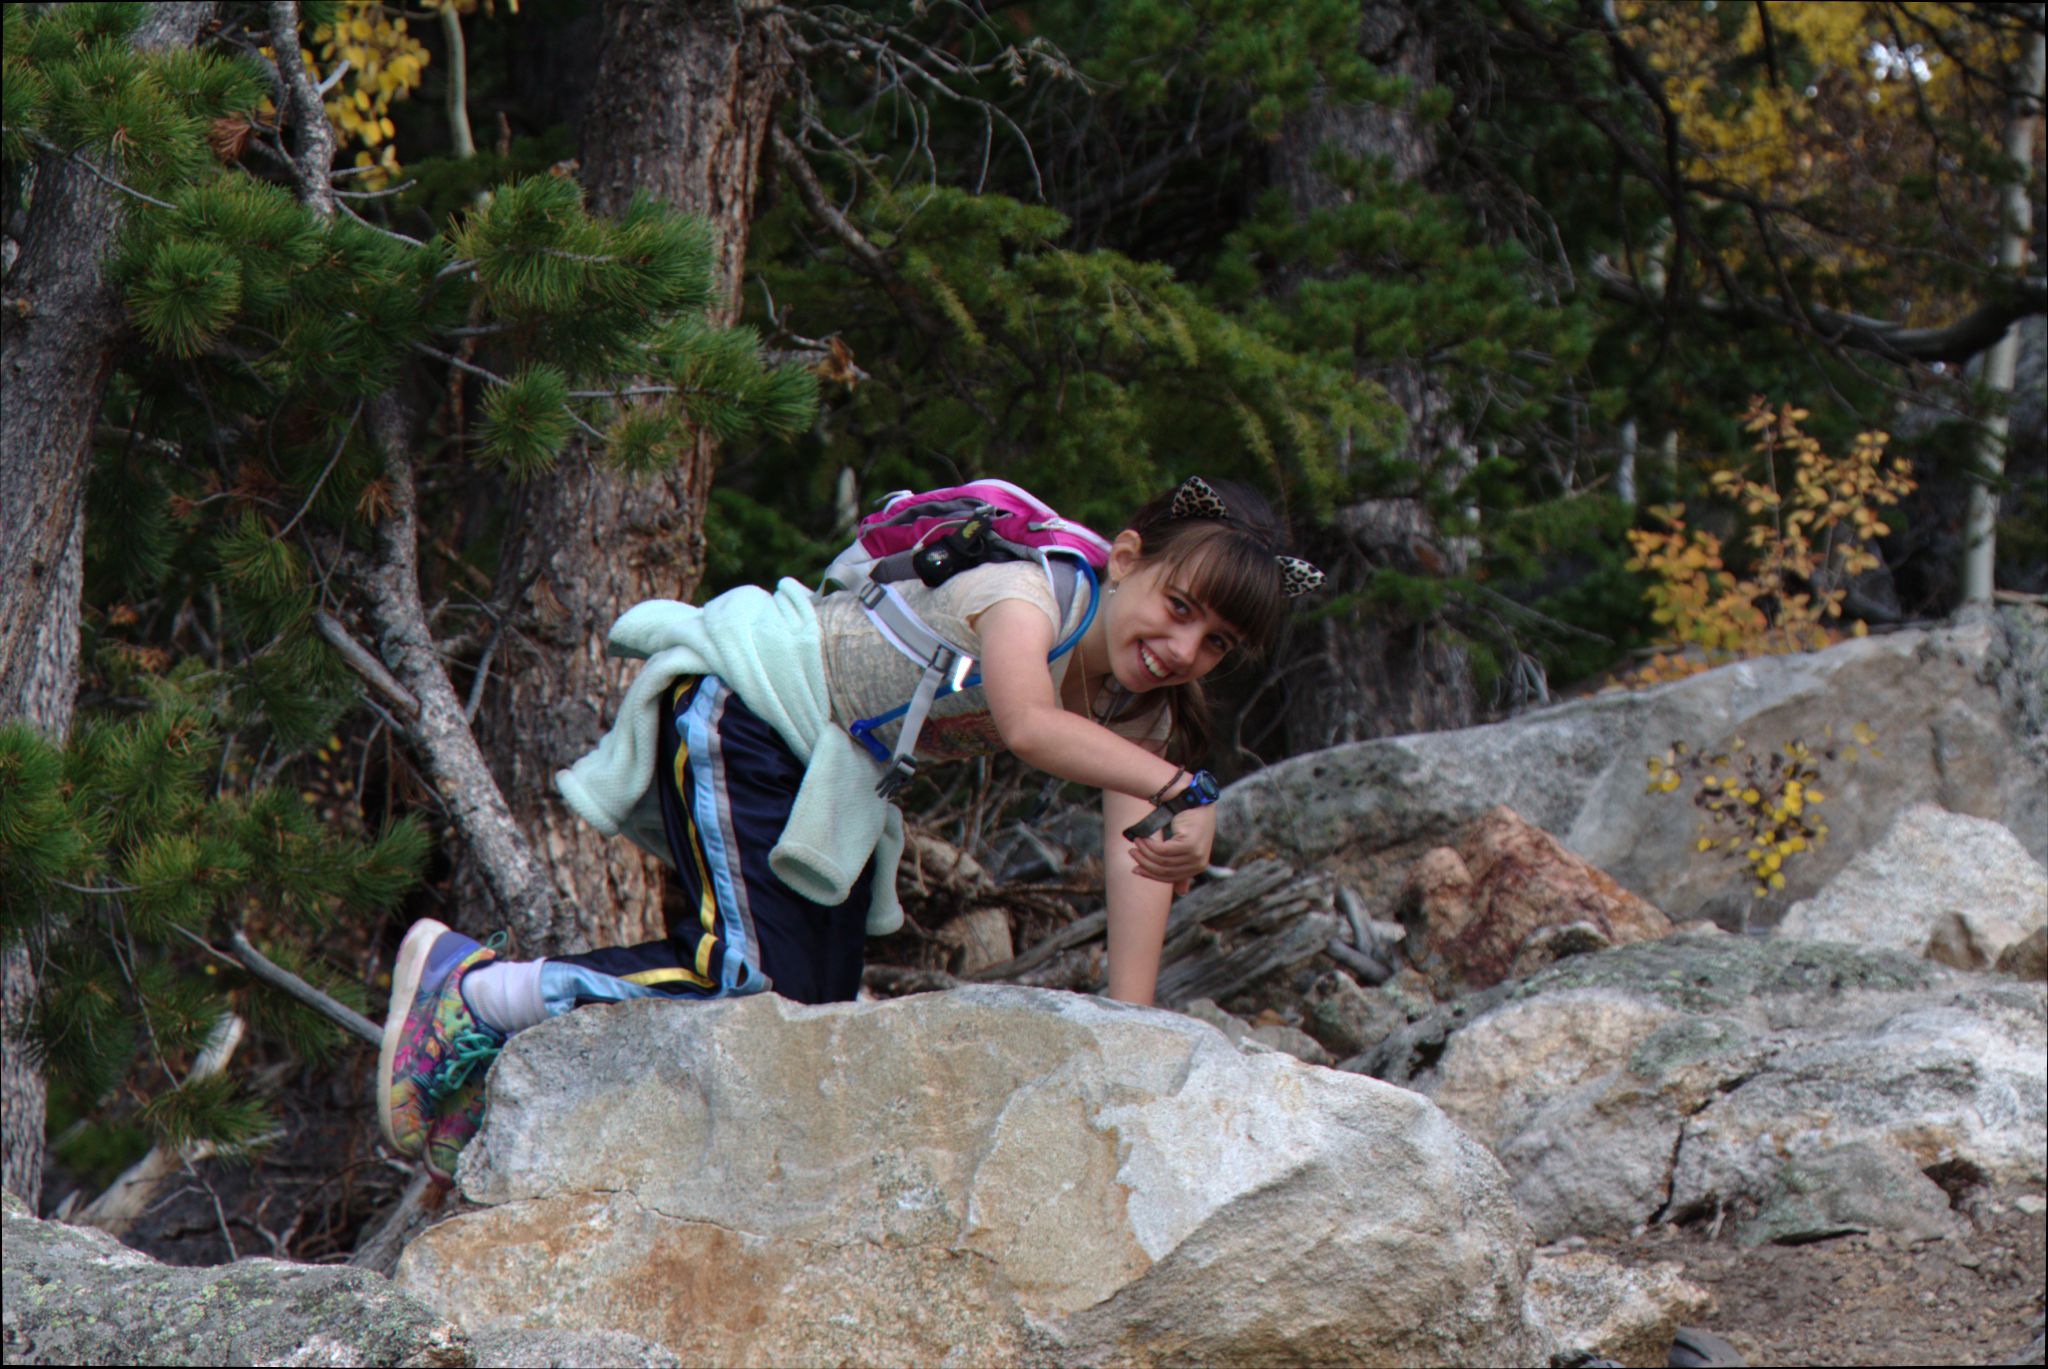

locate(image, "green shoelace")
[[416, 929, 510, 1103]]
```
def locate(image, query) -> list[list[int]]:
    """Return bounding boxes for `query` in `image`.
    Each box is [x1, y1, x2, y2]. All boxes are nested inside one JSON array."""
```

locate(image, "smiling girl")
[[377, 476, 1321, 1183]]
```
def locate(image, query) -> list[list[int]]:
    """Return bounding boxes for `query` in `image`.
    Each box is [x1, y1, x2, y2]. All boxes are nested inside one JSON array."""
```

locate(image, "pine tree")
[[0, 0, 814, 1210]]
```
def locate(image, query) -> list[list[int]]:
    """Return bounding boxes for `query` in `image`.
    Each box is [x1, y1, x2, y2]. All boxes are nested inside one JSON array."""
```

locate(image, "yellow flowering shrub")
[[1621, 399, 1915, 687]]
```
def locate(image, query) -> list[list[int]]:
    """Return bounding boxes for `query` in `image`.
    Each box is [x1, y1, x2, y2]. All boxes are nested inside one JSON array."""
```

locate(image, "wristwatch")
[[1121, 769, 1220, 842]]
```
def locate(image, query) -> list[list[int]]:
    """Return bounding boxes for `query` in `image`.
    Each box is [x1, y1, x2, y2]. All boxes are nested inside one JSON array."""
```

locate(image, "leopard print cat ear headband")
[[1169, 476, 1325, 598]]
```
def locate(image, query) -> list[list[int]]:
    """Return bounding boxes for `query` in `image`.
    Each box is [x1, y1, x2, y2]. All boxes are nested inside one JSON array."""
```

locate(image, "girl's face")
[[1101, 537, 1244, 693]]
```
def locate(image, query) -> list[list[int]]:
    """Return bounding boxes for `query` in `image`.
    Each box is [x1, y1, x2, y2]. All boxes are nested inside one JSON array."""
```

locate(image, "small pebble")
[[2012, 1194, 2046, 1216]]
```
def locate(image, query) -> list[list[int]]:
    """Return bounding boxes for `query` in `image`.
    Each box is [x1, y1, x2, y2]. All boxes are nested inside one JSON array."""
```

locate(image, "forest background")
[[1, 0, 2042, 1260]]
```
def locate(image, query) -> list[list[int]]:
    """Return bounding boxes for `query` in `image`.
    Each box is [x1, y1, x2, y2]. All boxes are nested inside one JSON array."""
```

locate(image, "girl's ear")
[[1108, 529, 1144, 581]]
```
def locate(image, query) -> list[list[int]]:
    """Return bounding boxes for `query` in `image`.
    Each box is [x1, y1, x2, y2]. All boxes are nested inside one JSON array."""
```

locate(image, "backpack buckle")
[[875, 755, 919, 799]]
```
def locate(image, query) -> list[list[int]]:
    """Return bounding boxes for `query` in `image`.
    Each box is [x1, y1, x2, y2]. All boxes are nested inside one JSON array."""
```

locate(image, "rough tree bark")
[[0, 0, 220, 1212], [1264, 0, 1478, 753], [462, 0, 794, 954]]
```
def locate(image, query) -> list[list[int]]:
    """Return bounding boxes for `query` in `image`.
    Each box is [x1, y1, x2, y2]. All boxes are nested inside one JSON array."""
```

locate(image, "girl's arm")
[[1103, 789, 1172, 1004], [974, 599, 1183, 800], [1101, 794, 1218, 1004], [978, 599, 1218, 1004]]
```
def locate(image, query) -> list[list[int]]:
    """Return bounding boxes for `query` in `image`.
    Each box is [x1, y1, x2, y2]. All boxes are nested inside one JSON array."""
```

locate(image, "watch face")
[[1177, 770, 1220, 808]]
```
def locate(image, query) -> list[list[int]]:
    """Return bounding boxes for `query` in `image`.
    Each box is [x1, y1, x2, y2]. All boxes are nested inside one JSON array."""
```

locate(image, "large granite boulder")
[[395, 986, 1541, 1367], [0, 1191, 680, 1367], [1362, 936, 2048, 1246], [1777, 802, 2048, 969], [1215, 608, 2048, 928]]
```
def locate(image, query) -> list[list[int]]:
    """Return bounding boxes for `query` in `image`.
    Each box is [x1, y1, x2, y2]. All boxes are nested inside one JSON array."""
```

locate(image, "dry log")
[[968, 859, 1299, 983], [936, 906, 1014, 975], [862, 964, 963, 997], [1156, 913, 1343, 1009], [904, 829, 992, 894], [1325, 938, 1394, 985]]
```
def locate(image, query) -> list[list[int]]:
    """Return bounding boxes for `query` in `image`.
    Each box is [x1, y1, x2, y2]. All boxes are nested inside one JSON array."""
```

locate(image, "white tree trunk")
[[1962, 28, 2044, 606]]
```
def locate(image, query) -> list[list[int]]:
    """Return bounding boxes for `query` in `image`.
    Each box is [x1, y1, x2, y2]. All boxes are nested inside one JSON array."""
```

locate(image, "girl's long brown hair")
[[1109, 479, 1292, 766]]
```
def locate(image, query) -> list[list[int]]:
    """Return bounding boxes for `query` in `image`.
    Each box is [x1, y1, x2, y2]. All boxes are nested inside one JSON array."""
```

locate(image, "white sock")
[[462, 958, 548, 1034]]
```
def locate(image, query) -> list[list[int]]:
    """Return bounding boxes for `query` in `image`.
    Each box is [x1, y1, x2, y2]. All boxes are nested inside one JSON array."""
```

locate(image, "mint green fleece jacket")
[[553, 577, 905, 936]]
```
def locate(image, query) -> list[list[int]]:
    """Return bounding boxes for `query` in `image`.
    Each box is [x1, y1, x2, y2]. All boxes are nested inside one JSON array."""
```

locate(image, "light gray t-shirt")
[[818, 561, 1168, 763]]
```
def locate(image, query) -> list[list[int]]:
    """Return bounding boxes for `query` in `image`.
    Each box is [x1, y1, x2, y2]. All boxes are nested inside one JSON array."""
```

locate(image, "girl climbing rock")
[[377, 476, 1322, 1184]]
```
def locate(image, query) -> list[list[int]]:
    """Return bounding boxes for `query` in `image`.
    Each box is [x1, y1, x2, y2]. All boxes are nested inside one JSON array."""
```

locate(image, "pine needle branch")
[[276, 399, 362, 540], [338, 196, 423, 247], [6, 131, 178, 210], [223, 929, 379, 1045], [75, 1013, 248, 1236], [312, 610, 421, 720]]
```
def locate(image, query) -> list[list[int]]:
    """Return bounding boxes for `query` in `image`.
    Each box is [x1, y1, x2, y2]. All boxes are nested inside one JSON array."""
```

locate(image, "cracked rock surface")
[[1365, 935, 2048, 1246], [393, 985, 1540, 1367]]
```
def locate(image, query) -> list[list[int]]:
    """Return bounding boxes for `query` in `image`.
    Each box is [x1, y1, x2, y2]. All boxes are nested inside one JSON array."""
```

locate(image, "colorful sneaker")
[[422, 1063, 493, 1186], [378, 918, 507, 1166]]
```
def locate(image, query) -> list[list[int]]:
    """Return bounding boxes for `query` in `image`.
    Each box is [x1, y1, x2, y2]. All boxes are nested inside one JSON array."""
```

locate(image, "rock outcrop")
[[0, 1190, 681, 1367], [1398, 806, 1672, 992], [1777, 802, 2048, 969], [1363, 936, 2048, 1246], [1521, 1250, 1713, 1369], [395, 986, 1541, 1367], [1215, 609, 2048, 928]]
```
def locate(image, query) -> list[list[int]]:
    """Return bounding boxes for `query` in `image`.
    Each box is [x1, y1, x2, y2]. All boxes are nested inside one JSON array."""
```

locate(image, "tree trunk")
[[1265, 0, 1477, 753], [462, 0, 792, 954], [0, 0, 218, 1213], [1961, 26, 2043, 606]]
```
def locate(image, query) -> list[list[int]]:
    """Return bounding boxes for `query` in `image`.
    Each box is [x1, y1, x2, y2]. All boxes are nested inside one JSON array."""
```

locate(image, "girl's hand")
[[1127, 805, 1214, 895]]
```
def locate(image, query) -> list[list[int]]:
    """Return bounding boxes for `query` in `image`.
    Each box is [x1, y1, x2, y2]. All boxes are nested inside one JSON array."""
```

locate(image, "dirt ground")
[[1590, 1188, 2048, 1367]]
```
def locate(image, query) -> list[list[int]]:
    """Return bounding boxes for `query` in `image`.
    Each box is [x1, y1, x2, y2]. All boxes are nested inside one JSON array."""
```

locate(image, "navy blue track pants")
[[544, 676, 871, 1008]]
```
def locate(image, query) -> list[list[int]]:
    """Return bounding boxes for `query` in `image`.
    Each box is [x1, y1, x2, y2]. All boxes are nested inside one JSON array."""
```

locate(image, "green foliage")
[[8, 1, 825, 1182], [478, 364, 574, 477], [1, 675, 428, 1161], [130, 237, 243, 358], [653, 317, 819, 443], [139, 1068, 272, 1156], [0, 727, 98, 922], [702, 485, 840, 595], [2, 9, 261, 173], [747, 179, 1392, 567], [1082, 0, 1394, 132]]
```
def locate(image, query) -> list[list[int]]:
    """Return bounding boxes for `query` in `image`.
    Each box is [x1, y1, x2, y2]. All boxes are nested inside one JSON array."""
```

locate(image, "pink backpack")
[[824, 479, 1112, 590], [819, 480, 1113, 796]]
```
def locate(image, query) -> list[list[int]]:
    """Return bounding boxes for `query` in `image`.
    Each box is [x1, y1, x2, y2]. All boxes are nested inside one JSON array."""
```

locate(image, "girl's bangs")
[[1156, 526, 1284, 658]]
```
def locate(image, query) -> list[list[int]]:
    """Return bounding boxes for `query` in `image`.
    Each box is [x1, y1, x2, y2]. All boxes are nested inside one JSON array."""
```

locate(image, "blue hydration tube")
[[846, 559, 1100, 759]]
